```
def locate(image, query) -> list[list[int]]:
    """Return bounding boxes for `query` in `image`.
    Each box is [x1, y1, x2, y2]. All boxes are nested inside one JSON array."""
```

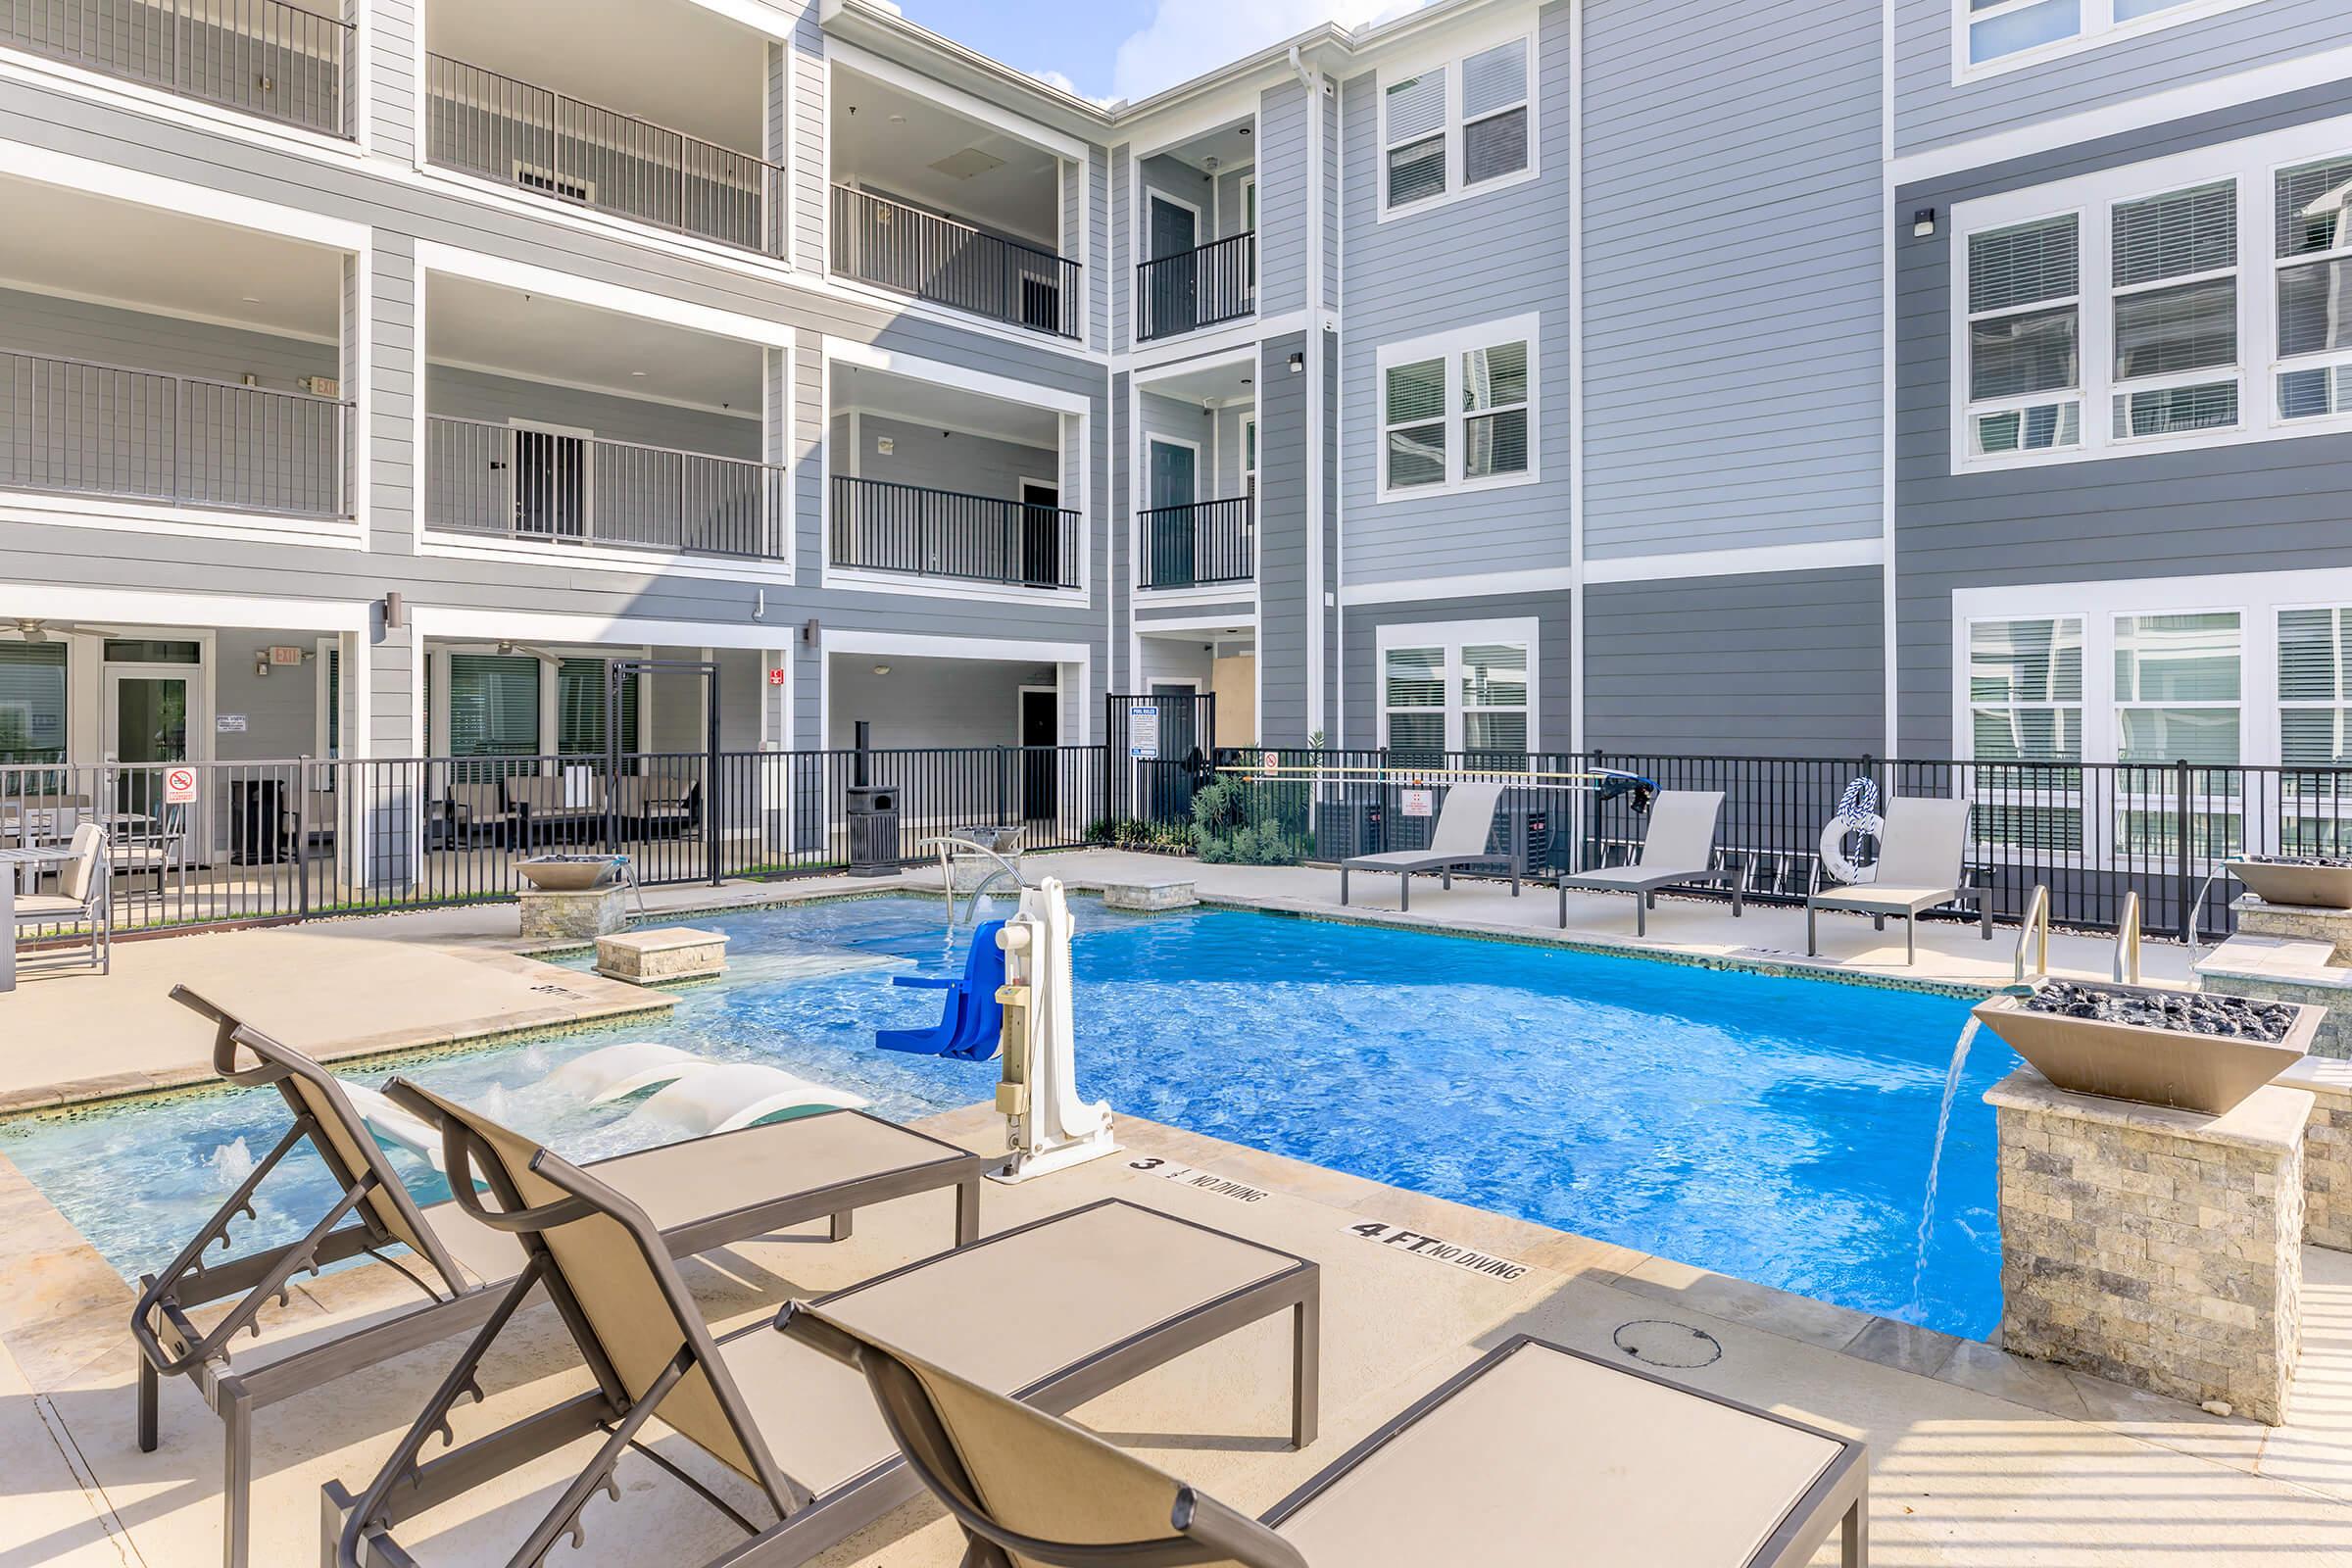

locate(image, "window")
[[2110, 181, 2238, 439], [2275, 155, 2352, 422], [1962, 0, 2260, 73], [2280, 607, 2352, 767], [1243, 416, 1257, 501], [557, 659, 640, 759], [2113, 612, 2241, 766], [1378, 620, 1537, 759], [1965, 216, 2082, 456], [1968, 616, 2085, 852], [1381, 36, 1533, 215], [0, 642, 68, 767], [447, 654, 541, 759], [1377, 315, 1538, 497]]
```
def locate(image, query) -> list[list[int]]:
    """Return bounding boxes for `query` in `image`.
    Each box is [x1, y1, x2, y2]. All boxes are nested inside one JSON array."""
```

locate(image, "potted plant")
[[2227, 854, 2352, 910], [1973, 979, 2318, 1116]]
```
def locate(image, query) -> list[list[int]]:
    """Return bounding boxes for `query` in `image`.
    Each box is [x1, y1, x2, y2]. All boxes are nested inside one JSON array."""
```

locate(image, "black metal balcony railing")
[[831, 473, 1080, 589], [0, 348, 350, 516], [427, 54, 781, 255], [426, 416, 787, 561], [2, 0, 350, 134], [831, 185, 1082, 339], [1139, 496, 1253, 589], [1137, 231, 1256, 342]]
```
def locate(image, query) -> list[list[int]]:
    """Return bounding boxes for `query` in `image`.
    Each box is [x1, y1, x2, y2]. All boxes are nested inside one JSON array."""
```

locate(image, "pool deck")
[[1, 1103, 2349, 1567], [6, 852, 2342, 1566], [0, 848, 2184, 1113]]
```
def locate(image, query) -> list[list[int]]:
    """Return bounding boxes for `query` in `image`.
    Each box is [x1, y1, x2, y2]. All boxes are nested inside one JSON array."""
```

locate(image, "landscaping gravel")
[[2022, 981, 2298, 1043], [2242, 854, 2352, 868]]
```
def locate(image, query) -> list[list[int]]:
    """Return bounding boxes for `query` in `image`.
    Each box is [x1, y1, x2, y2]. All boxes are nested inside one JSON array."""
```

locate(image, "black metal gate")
[[1102, 690, 1217, 831], [603, 657, 721, 886]]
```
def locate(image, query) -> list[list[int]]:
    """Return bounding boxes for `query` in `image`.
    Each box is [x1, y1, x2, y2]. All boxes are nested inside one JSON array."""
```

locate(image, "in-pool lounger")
[[781, 1304, 1870, 1568], [326, 1078, 1320, 1568], [136, 987, 992, 1568]]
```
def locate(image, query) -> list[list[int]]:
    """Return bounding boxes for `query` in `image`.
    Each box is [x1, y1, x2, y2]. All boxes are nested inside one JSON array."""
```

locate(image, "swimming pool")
[[0, 894, 2008, 1337]]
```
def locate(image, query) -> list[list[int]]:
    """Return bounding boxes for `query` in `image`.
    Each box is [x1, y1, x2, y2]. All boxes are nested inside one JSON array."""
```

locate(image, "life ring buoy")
[[1820, 777, 1884, 884]]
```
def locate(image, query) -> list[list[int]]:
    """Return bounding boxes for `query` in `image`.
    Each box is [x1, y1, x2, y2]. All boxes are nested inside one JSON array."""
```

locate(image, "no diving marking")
[[1126, 1156, 1270, 1204], [1345, 1221, 1532, 1282]]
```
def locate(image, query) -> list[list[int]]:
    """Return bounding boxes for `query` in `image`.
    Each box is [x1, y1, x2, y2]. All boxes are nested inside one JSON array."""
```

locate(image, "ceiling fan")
[[8, 616, 123, 643]]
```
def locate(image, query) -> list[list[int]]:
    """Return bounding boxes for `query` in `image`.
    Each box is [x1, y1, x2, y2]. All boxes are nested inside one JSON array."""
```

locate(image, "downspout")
[[1291, 44, 1327, 747]]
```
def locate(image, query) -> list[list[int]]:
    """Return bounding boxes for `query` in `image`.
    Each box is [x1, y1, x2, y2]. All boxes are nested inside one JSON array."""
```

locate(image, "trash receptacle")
[[846, 784, 900, 876]]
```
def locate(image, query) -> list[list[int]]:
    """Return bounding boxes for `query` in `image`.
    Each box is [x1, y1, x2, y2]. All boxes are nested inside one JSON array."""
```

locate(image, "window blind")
[[1384, 359, 1447, 487], [2281, 607, 2352, 767], [1970, 216, 2079, 314], [0, 642, 68, 763], [2112, 181, 2234, 288], [2276, 157, 2352, 258], [1461, 40, 1528, 188], [447, 654, 540, 758], [557, 660, 640, 758]]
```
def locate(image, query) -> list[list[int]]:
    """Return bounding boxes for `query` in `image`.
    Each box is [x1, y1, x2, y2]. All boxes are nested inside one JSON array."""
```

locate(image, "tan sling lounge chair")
[[326, 1078, 1320, 1568], [779, 1304, 1870, 1568], [1339, 780, 1513, 909], [1806, 796, 1991, 964], [137, 988, 992, 1568], [1553, 788, 1742, 935]]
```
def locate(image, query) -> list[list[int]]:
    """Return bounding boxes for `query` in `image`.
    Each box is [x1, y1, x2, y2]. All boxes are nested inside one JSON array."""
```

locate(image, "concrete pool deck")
[[0, 849, 2184, 1111], [1, 1105, 2350, 1567]]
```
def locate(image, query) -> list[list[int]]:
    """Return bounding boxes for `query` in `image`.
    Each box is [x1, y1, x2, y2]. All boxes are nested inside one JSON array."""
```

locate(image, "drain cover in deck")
[[1612, 1319, 1723, 1368]]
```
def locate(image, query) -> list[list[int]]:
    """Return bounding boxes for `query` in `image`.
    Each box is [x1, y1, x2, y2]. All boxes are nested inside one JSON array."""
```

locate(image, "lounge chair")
[[779, 1308, 1870, 1568], [325, 1079, 1320, 1568], [137, 987, 993, 1568], [1553, 788, 1741, 935], [7, 820, 109, 974], [1806, 795, 1990, 964], [1339, 780, 1512, 910], [875, 918, 1006, 1057]]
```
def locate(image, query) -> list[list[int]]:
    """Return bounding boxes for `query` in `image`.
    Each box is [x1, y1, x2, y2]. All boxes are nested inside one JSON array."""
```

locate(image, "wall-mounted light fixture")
[[1287, 351, 1304, 374], [1912, 207, 1937, 238], [803, 616, 820, 646], [382, 591, 404, 630]]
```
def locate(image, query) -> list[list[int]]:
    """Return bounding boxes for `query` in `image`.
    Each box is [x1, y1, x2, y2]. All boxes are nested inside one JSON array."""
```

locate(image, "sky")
[[896, 0, 1424, 107]]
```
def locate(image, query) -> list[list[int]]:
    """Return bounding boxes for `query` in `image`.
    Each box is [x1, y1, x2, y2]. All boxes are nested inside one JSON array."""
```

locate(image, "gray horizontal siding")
[[1257, 81, 1309, 319], [1584, 568, 1885, 756], [1341, 590, 1574, 751], [1338, 3, 1573, 588], [1895, 0, 2352, 159], [1582, 0, 1883, 563], [828, 411, 1054, 499], [1257, 332, 1307, 742], [1893, 82, 2352, 757]]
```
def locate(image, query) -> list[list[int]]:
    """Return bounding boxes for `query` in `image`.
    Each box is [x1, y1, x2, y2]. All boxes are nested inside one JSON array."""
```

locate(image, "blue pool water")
[[0, 895, 2009, 1337]]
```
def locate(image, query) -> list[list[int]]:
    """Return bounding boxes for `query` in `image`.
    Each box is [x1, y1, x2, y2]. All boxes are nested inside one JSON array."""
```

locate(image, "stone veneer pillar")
[[1986, 1067, 2309, 1425]]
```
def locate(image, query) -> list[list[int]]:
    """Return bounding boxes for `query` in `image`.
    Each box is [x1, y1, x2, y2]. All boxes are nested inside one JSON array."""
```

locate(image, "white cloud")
[[1109, 0, 1430, 104]]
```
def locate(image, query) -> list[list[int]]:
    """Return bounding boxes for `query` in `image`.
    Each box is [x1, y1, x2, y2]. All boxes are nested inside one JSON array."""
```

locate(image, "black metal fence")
[[1136, 231, 1256, 341], [1137, 497, 1253, 589], [829, 474, 1080, 588], [830, 185, 1081, 338]]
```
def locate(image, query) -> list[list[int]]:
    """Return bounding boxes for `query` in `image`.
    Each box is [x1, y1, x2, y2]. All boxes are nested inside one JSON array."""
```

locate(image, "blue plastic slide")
[[874, 920, 1007, 1059]]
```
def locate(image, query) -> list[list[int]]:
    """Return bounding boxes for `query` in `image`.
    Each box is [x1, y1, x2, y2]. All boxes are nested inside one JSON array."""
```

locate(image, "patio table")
[[1, 843, 84, 993]]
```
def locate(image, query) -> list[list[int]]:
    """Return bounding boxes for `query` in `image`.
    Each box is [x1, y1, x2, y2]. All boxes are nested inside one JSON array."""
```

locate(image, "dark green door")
[[1147, 440, 1198, 589]]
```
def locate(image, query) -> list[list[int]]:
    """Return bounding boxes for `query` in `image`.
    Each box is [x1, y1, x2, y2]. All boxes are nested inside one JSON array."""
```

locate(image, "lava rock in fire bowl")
[[1974, 978, 2318, 1115]]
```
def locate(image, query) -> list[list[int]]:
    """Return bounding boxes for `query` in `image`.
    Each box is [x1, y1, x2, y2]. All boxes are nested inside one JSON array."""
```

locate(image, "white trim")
[[1127, 312, 1300, 370], [1881, 0, 1898, 758], [1583, 538, 1886, 585], [1372, 614, 1539, 753], [0, 135, 368, 252], [1892, 42, 2352, 187], [411, 240, 798, 349], [414, 605, 783, 652], [0, 51, 365, 165], [823, 627, 1094, 665], [820, 569, 1088, 606], [1373, 311, 1540, 499], [1131, 609, 1257, 632], [1143, 432, 1203, 505], [1343, 566, 1576, 606], [397, 163, 803, 283], [1953, 0, 2268, 86], [818, 270, 1104, 363], [314, 634, 338, 760], [1373, 28, 1538, 224], [822, 337, 1091, 415], [0, 584, 367, 631], [1145, 188, 1204, 252], [0, 495, 364, 549], [1566, 0, 1585, 755], [1016, 682, 1061, 746]]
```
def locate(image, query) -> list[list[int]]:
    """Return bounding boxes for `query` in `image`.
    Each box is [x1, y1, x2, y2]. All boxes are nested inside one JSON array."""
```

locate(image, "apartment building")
[[1, 0, 2348, 869]]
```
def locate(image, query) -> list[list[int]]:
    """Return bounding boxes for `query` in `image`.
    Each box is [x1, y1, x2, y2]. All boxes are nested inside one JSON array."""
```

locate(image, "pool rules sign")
[[1127, 704, 1159, 760]]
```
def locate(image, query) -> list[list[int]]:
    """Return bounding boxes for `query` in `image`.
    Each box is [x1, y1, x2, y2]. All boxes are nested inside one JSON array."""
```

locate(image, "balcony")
[[830, 475, 1078, 589], [831, 186, 1079, 338], [426, 418, 785, 560], [0, 349, 349, 518], [426, 54, 780, 255], [1137, 232, 1255, 343], [1, 0, 350, 135], [1139, 497, 1253, 590]]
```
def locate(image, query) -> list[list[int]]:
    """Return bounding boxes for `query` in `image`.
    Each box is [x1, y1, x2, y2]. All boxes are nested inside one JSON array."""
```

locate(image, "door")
[[513, 422, 589, 541], [104, 666, 194, 848], [1019, 687, 1058, 821], [1018, 480, 1061, 587], [1146, 439, 1199, 589], [1211, 654, 1256, 748], [1147, 195, 1199, 338], [1148, 679, 1200, 822]]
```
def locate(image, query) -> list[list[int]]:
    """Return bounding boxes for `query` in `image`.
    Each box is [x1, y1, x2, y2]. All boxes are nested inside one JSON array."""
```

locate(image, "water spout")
[[1908, 1015, 1981, 1316], [206, 1136, 256, 1190]]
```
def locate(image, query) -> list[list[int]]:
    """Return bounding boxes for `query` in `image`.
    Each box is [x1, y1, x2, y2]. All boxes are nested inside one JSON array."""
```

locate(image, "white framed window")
[[1377, 618, 1537, 759], [1379, 34, 1534, 219], [2113, 611, 2242, 767], [1964, 215, 2083, 458], [2279, 606, 2352, 768], [1957, 0, 2267, 79], [1376, 313, 1538, 499], [1950, 118, 2352, 469]]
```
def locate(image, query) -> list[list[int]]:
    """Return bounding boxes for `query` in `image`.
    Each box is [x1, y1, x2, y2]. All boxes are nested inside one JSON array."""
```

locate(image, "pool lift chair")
[[133, 988, 994, 1568], [324, 1079, 1320, 1568]]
